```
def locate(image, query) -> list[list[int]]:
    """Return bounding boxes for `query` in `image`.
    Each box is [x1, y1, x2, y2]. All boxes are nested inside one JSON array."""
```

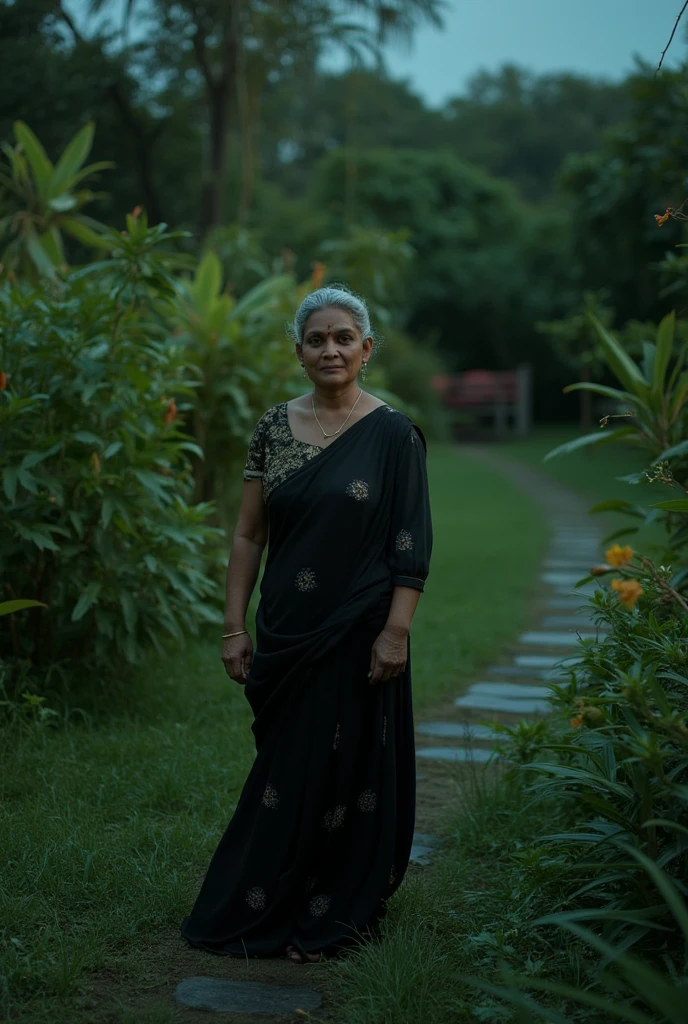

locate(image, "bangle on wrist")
[[222, 629, 248, 638]]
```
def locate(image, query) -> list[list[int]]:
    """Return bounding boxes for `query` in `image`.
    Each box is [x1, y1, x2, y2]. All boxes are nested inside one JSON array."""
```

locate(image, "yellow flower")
[[611, 577, 644, 609], [605, 544, 633, 567], [655, 209, 670, 227], [570, 713, 584, 728]]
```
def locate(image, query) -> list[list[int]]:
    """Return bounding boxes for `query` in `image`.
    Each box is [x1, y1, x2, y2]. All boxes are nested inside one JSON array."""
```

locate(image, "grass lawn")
[[493, 424, 672, 556], [1, 442, 547, 1023]]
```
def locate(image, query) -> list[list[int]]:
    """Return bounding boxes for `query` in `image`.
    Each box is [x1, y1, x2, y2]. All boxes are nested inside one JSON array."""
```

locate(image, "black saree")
[[180, 402, 433, 960]]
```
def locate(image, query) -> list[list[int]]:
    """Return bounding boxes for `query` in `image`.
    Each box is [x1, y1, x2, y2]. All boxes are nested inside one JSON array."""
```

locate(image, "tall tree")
[[81, 0, 445, 237]]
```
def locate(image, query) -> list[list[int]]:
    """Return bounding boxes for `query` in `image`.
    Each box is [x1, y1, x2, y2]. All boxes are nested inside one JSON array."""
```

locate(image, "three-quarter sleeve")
[[243, 414, 267, 481], [386, 422, 433, 592]]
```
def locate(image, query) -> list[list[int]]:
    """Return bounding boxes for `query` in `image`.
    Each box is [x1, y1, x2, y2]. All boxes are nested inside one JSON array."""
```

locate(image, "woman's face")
[[298, 306, 372, 388]]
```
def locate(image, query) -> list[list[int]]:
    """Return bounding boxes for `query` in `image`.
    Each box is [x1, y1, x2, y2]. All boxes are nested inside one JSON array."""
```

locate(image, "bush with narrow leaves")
[[0, 216, 223, 698]]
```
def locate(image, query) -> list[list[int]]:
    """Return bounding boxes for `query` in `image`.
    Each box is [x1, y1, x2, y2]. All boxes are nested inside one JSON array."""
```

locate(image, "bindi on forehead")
[[305, 322, 355, 340]]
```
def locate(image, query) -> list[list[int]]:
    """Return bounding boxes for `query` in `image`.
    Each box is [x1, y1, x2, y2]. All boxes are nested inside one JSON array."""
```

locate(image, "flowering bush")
[[491, 308, 688, 1015], [0, 216, 223, 698]]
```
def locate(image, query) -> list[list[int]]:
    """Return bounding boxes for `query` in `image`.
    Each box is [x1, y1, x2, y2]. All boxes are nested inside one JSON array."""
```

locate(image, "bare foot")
[[286, 944, 323, 963]]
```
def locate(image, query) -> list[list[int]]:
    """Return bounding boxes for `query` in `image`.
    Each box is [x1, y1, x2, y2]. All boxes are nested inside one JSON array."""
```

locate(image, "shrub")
[[485, 309, 688, 1014], [0, 216, 222, 699]]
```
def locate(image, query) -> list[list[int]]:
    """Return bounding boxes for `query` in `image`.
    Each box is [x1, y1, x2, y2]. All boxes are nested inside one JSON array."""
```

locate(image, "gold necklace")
[[311, 387, 364, 438]]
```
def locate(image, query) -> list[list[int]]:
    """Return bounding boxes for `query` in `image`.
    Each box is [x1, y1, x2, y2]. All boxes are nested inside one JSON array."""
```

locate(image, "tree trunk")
[[198, 2, 241, 239], [199, 79, 233, 238], [106, 84, 165, 225], [237, 78, 257, 225]]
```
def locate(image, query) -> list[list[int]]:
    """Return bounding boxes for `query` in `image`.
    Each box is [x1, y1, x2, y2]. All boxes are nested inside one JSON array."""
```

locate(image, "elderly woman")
[[180, 285, 433, 964]]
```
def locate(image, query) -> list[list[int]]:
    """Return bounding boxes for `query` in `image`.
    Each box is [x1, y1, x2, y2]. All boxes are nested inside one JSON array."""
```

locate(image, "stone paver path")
[[410, 445, 603, 857]]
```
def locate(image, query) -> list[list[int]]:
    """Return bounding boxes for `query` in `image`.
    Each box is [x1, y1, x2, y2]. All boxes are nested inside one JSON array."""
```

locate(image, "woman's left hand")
[[368, 624, 408, 684]]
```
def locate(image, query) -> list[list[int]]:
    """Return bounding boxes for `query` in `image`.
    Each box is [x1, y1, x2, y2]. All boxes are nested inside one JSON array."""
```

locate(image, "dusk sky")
[[68, 0, 688, 105], [377, 0, 688, 106]]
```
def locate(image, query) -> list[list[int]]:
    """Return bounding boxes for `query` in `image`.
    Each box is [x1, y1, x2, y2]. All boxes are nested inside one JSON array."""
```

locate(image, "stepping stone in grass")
[[416, 746, 494, 763], [415, 722, 500, 740], [454, 694, 551, 714], [175, 978, 322, 1015], [413, 831, 445, 848], [544, 559, 598, 570], [519, 630, 595, 646], [466, 682, 548, 698], [410, 843, 436, 865], [540, 615, 600, 628], [541, 571, 592, 587], [544, 595, 590, 606], [486, 665, 555, 679], [514, 653, 583, 669]]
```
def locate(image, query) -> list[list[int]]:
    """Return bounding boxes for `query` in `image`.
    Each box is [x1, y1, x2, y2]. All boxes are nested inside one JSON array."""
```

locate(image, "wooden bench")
[[430, 366, 532, 437]]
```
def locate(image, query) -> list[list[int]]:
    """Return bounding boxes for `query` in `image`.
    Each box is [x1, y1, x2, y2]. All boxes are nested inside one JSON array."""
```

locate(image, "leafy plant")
[[459, 854, 688, 1023], [0, 214, 222, 697], [0, 121, 112, 281]]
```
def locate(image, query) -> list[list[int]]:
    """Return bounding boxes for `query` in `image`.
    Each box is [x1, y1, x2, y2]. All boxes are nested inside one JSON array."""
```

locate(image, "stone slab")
[[541, 571, 591, 587], [467, 681, 548, 698], [540, 615, 598, 628], [485, 664, 555, 679], [453, 694, 551, 714], [409, 843, 435, 866], [543, 597, 591, 610], [174, 978, 322, 1015], [417, 746, 494, 763], [514, 653, 583, 669], [413, 831, 445, 848], [416, 721, 500, 740], [519, 630, 594, 646], [544, 565, 597, 573]]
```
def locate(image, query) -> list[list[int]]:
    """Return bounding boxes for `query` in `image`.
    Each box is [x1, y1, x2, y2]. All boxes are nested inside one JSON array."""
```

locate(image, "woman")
[[180, 285, 433, 964]]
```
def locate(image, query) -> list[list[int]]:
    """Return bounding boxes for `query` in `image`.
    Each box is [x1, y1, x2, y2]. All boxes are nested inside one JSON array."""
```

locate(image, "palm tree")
[[65, 0, 446, 236]]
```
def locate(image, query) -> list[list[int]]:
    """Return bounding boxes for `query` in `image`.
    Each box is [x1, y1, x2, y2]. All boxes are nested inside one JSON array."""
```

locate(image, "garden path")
[[410, 445, 603, 856], [86, 446, 603, 1024]]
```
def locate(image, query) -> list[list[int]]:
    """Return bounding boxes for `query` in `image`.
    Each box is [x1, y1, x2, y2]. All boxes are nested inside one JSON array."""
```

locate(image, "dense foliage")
[[491, 311, 688, 1019], [0, 0, 674, 421], [0, 214, 223, 698]]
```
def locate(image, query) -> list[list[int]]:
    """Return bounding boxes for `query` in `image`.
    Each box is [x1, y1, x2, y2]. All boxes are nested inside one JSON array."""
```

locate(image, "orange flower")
[[655, 209, 670, 227], [0, 371, 7, 390], [163, 398, 177, 427], [605, 544, 633, 567], [570, 713, 584, 728], [311, 261, 326, 289], [132, 205, 142, 218], [611, 577, 644, 609]]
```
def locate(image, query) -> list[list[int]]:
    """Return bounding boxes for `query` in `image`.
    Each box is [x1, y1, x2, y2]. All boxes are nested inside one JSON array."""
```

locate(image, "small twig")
[[656, 1, 688, 74]]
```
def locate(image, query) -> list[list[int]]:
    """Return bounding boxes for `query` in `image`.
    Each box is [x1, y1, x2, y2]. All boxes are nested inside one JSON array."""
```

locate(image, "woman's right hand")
[[221, 633, 253, 684]]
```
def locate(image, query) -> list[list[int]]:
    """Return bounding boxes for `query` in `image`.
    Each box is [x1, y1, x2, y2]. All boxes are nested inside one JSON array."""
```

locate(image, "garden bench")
[[430, 365, 532, 437]]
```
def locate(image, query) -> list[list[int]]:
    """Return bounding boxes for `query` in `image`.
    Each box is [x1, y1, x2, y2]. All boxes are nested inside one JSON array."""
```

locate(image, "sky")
[[68, 0, 688, 106], [375, 0, 688, 106]]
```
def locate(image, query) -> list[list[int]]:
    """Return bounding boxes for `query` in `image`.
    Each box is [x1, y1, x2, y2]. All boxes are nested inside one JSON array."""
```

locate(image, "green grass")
[[493, 424, 672, 555], [0, 442, 547, 1023], [328, 768, 587, 1024]]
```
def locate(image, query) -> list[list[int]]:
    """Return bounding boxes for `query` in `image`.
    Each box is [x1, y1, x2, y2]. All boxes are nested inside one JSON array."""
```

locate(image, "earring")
[[360, 361, 368, 381], [301, 363, 307, 379]]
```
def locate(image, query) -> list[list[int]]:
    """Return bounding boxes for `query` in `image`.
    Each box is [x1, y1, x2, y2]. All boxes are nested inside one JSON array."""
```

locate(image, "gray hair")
[[288, 284, 381, 354]]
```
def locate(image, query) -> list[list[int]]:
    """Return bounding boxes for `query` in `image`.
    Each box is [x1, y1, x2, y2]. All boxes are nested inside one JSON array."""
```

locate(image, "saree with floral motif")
[[180, 401, 432, 960]]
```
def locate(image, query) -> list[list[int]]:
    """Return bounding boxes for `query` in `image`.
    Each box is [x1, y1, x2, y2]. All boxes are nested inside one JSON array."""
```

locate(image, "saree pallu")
[[180, 404, 432, 960]]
